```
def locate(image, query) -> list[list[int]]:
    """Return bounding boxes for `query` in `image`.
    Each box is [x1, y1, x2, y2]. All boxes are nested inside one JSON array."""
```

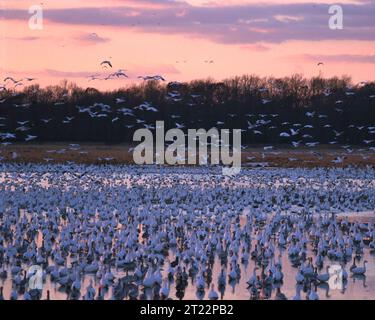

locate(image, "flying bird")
[[4, 76, 21, 83], [138, 75, 165, 81], [332, 156, 346, 164], [280, 132, 290, 138], [116, 98, 126, 104], [175, 122, 185, 129], [100, 60, 113, 68], [113, 70, 128, 78], [25, 135, 37, 142]]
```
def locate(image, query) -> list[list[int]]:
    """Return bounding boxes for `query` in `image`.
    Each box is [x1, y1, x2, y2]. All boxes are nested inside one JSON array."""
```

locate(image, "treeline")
[[0, 74, 374, 146]]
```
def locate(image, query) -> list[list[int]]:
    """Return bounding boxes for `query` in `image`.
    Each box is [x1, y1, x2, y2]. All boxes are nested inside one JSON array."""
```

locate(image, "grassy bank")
[[0, 143, 374, 168]]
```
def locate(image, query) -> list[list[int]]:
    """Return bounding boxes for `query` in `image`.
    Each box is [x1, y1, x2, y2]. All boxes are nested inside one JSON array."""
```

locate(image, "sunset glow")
[[1, 0, 375, 89]]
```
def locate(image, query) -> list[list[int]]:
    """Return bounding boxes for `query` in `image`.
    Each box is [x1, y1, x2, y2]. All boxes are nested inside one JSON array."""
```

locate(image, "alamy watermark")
[[27, 265, 44, 300], [329, 5, 344, 30], [28, 5, 43, 30], [328, 265, 344, 290], [132, 121, 242, 176]]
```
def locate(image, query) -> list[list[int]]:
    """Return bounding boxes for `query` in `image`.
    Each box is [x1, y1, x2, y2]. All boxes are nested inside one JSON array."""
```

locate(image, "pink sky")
[[1, 0, 375, 90]]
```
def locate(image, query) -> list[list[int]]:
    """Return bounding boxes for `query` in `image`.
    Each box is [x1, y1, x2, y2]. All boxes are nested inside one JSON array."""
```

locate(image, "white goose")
[[316, 266, 330, 283], [208, 284, 219, 300], [351, 260, 368, 275]]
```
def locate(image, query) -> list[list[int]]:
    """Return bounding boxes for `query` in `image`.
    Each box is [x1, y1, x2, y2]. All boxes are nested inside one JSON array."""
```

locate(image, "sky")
[[1, 0, 375, 90]]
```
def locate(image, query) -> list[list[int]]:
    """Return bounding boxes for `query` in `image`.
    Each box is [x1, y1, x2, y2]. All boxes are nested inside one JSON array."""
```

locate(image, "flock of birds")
[[0, 60, 168, 90], [1, 59, 167, 91], [0, 92, 375, 152], [0, 164, 374, 300], [0, 60, 374, 301], [1, 58, 375, 150]]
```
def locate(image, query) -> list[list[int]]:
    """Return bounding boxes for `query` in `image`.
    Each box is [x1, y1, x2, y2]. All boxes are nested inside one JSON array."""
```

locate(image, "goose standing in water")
[[23, 291, 32, 300], [351, 260, 368, 276], [308, 284, 319, 300], [341, 264, 348, 282], [275, 287, 287, 300], [143, 268, 155, 288], [217, 269, 226, 288], [160, 280, 170, 300], [208, 284, 219, 300], [316, 266, 330, 283], [96, 286, 105, 300], [10, 290, 18, 300], [295, 267, 304, 284], [84, 280, 96, 300], [247, 267, 258, 288], [292, 285, 302, 300]]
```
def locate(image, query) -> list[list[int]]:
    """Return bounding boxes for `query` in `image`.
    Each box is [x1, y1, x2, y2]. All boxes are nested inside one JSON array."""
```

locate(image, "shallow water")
[[1, 222, 374, 300], [2, 251, 374, 300], [0, 164, 374, 300]]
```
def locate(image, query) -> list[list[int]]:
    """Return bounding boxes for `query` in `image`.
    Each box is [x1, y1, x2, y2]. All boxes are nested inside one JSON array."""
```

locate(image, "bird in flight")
[[100, 60, 113, 68], [138, 75, 165, 81], [317, 62, 324, 66], [25, 135, 37, 142], [4, 77, 22, 84], [88, 74, 101, 81], [111, 70, 128, 78]]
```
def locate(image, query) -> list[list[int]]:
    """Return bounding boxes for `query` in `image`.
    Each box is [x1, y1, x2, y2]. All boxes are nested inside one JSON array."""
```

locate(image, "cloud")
[[5, 36, 41, 41], [128, 64, 181, 77], [240, 43, 270, 52], [74, 33, 111, 44], [1, 2, 375, 44], [42, 69, 99, 78], [298, 54, 375, 64], [274, 15, 304, 23]]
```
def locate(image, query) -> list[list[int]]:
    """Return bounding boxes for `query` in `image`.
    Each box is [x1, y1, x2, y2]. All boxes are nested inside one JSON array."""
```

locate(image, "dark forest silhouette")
[[0, 74, 374, 146]]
